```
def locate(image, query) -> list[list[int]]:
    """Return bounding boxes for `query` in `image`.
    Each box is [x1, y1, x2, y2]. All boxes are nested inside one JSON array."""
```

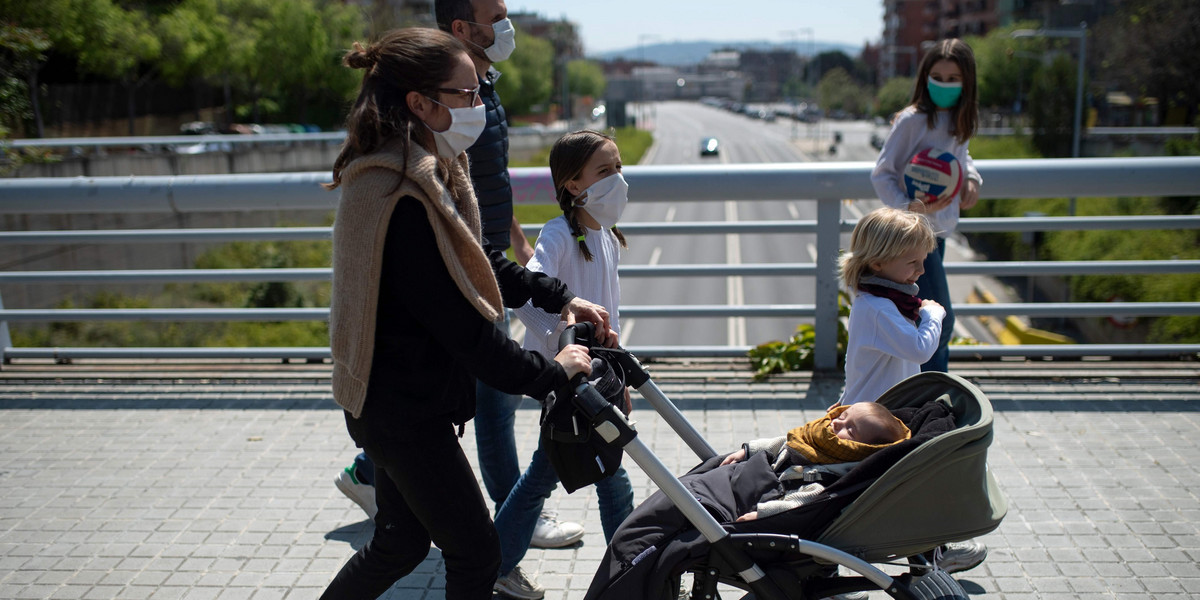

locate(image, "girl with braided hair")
[[496, 130, 635, 597]]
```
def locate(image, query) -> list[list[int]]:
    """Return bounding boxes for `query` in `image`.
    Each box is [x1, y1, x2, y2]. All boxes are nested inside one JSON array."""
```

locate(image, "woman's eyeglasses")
[[437, 86, 481, 106]]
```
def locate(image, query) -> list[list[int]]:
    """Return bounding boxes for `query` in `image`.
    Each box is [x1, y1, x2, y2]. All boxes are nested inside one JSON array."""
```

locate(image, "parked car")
[[700, 137, 720, 157]]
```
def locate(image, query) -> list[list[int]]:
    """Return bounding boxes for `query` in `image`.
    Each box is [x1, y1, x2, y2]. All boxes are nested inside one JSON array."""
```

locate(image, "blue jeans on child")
[[917, 237, 954, 372], [493, 437, 634, 577]]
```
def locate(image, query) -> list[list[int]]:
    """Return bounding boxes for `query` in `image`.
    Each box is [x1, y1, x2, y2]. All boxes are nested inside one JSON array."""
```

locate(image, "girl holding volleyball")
[[870, 38, 982, 374], [867, 38, 988, 576]]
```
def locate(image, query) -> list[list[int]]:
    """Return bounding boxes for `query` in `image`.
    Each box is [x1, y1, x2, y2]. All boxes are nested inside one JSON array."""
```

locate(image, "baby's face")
[[830, 404, 889, 444]]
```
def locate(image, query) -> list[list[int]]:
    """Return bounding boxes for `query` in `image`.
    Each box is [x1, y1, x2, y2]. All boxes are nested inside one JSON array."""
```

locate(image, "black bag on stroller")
[[540, 354, 628, 493]]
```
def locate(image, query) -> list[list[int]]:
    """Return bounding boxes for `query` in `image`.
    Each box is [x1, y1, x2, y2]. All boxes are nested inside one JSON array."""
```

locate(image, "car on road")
[[700, 137, 720, 157]]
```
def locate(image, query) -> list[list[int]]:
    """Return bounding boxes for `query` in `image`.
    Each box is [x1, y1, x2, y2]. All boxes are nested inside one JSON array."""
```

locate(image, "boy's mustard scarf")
[[785, 405, 911, 464]]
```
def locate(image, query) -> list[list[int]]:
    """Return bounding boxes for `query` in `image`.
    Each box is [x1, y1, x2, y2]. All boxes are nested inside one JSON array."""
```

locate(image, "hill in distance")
[[589, 39, 862, 65]]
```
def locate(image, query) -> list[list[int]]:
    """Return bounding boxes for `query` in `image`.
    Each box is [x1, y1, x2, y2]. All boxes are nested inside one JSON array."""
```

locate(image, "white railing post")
[[813, 197, 843, 373]]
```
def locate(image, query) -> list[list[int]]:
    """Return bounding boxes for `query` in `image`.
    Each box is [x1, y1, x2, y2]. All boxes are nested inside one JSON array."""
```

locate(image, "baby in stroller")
[[720, 402, 911, 523], [584, 388, 976, 600]]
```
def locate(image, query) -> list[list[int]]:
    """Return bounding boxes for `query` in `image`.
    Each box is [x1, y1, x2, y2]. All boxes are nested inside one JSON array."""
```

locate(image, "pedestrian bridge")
[[1, 154, 1199, 599]]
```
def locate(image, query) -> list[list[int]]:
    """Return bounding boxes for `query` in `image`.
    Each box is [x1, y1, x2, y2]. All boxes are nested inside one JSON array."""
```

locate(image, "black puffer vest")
[[467, 68, 513, 251]]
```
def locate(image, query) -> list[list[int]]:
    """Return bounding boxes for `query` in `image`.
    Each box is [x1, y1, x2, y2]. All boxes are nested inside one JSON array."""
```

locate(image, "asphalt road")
[[620, 101, 872, 349], [616, 100, 995, 350]]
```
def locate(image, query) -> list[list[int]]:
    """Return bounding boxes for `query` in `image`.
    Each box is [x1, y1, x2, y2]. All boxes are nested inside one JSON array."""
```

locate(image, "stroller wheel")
[[907, 569, 969, 600]]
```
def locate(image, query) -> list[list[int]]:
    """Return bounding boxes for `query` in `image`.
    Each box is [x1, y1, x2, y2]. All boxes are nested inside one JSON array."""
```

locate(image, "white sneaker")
[[932, 539, 987, 574], [334, 465, 377, 521], [529, 510, 585, 548], [494, 565, 545, 600]]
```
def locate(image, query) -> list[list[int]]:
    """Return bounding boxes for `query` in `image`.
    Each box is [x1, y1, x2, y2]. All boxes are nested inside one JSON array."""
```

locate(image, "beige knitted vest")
[[329, 142, 503, 418]]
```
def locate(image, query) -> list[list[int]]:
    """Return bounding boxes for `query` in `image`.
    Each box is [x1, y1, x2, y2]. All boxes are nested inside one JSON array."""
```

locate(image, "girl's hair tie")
[[576, 234, 586, 242]]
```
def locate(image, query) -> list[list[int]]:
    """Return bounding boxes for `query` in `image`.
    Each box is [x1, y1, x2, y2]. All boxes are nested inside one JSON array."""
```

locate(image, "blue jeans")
[[494, 437, 634, 576], [917, 237, 954, 372], [474, 310, 525, 510]]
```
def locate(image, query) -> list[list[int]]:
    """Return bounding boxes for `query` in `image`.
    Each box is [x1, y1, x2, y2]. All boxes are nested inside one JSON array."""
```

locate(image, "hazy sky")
[[507, 0, 885, 54]]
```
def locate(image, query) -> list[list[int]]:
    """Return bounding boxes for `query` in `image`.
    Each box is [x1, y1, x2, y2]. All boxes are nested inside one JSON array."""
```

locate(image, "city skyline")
[[508, 0, 885, 55]]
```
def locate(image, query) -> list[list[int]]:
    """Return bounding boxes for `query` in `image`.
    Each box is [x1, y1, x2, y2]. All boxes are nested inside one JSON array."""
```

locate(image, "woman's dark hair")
[[326, 28, 467, 190], [909, 38, 978, 144], [548, 130, 628, 262]]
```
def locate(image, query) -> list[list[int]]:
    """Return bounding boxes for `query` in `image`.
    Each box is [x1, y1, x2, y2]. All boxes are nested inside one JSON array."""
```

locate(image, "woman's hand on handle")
[[561, 298, 612, 344], [554, 343, 593, 380]]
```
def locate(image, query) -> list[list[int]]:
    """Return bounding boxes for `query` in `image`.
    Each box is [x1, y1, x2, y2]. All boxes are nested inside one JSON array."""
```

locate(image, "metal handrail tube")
[[6, 214, 1200, 246], [0, 308, 329, 321], [950, 344, 1200, 358], [4, 157, 1199, 213], [8, 132, 347, 148], [956, 215, 1200, 233], [0, 268, 331, 284], [4, 343, 1197, 361], [4, 301, 1195, 322], [0, 227, 332, 244], [955, 302, 1200, 317], [945, 260, 1200, 276], [6, 260, 1197, 285]]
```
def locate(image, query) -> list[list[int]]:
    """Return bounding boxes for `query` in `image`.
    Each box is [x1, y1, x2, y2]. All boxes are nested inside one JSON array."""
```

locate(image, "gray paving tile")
[[2, 360, 1199, 599]]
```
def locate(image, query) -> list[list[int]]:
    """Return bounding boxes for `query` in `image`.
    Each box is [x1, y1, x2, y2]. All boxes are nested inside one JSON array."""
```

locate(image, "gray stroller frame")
[[557, 323, 1007, 600]]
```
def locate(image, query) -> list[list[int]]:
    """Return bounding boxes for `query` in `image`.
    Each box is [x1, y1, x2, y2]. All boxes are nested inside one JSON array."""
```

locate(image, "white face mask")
[[573, 173, 628, 229], [424, 99, 486, 160], [466, 18, 516, 63]]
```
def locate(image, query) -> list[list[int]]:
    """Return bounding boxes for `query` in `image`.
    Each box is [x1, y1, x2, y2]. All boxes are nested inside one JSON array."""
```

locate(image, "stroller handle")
[[558, 323, 651, 389]]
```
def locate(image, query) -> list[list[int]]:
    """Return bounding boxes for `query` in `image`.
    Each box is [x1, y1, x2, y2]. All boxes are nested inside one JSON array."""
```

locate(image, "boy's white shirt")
[[513, 215, 622, 359], [871, 106, 982, 239], [839, 291, 946, 405]]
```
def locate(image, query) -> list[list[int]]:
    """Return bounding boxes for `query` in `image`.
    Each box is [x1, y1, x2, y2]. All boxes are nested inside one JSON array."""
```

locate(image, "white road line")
[[664, 205, 677, 223], [623, 245, 663, 346], [726, 201, 746, 347], [787, 202, 800, 220], [806, 243, 818, 262]]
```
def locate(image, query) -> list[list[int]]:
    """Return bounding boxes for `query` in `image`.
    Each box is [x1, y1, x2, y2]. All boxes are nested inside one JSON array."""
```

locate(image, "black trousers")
[[321, 412, 501, 600]]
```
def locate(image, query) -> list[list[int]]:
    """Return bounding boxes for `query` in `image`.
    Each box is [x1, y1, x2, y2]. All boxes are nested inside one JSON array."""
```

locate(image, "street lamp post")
[[1012, 22, 1088, 215], [637, 34, 662, 129], [781, 28, 814, 139]]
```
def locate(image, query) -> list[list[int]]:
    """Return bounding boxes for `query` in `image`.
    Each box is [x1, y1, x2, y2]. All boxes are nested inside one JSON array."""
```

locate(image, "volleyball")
[[902, 147, 963, 203]]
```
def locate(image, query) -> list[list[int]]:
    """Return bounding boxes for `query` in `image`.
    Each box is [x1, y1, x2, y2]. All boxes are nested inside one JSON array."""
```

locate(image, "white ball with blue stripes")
[[903, 147, 963, 203]]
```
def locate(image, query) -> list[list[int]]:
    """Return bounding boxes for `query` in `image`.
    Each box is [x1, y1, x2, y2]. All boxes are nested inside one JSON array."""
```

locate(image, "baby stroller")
[[541, 323, 1007, 600]]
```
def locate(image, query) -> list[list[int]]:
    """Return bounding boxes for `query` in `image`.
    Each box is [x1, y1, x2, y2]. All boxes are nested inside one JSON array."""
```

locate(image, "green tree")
[[495, 25, 554, 116], [1028, 54, 1078, 157], [874, 76, 912, 119], [566, 59, 605, 100], [817, 67, 866, 116], [71, 0, 161, 134], [1094, 0, 1200, 125], [0, 24, 50, 137], [965, 21, 1041, 112]]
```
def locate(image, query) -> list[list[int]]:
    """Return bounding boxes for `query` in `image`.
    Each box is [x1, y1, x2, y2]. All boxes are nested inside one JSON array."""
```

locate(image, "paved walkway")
[[1, 358, 1199, 600]]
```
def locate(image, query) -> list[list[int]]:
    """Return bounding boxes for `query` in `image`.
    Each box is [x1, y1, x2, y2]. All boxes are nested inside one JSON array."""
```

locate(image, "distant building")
[[738, 49, 803, 102], [880, 0, 999, 81], [510, 11, 584, 58]]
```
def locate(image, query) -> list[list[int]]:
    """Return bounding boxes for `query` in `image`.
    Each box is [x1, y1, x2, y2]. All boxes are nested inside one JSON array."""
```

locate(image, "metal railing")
[[2, 156, 1199, 369]]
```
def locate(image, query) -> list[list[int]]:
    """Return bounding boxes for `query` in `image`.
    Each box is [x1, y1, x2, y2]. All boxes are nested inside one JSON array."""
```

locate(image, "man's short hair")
[[434, 0, 475, 32]]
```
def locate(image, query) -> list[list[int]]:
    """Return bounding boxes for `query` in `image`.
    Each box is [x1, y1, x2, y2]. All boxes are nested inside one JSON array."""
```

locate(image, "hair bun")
[[344, 41, 377, 70]]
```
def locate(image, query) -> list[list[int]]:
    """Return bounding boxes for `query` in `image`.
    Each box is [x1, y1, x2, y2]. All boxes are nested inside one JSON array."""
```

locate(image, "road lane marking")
[[806, 243, 818, 262], [726, 201, 746, 346]]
